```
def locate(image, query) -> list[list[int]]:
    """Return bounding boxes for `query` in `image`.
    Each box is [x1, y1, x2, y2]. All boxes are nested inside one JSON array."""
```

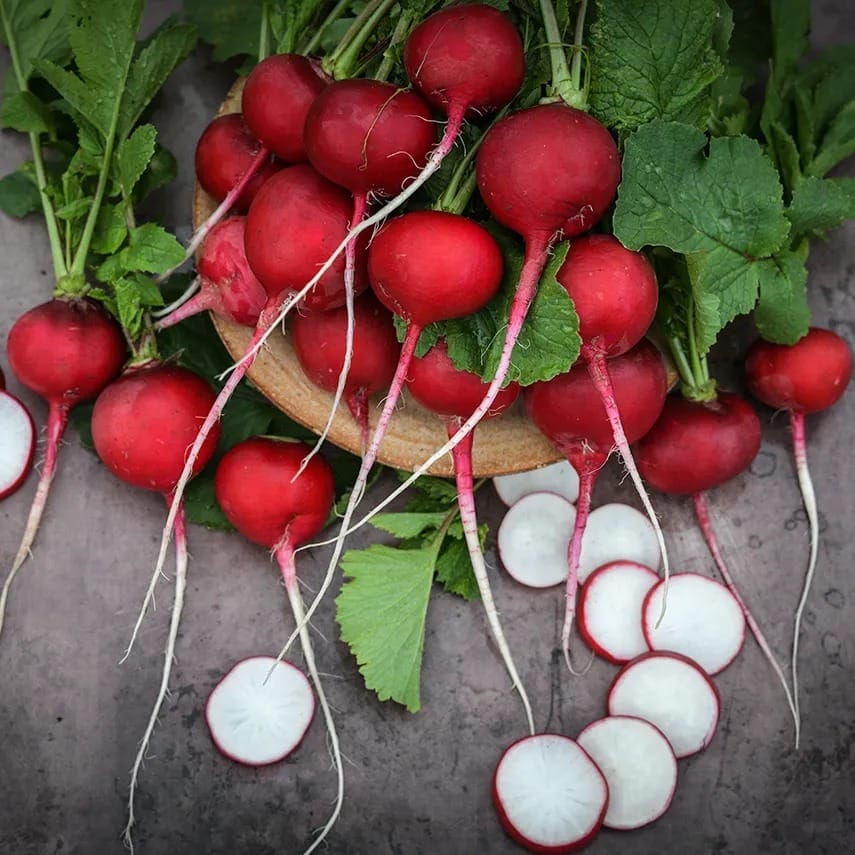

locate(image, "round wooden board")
[[192, 80, 562, 478]]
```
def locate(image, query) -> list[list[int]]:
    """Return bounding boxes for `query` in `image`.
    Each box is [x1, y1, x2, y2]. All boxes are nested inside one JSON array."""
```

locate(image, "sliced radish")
[[577, 715, 677, 831], [493, 460, 580, 506], [608, 652, 720, 759], [205, 655, 315, 766], [0, 390, 36, 501], [497, 492, 576, 588], [578, 503, 660, 584], [643, 573, 746, 675], [577, 561, 659, 664], [493, 733, 608, 854]]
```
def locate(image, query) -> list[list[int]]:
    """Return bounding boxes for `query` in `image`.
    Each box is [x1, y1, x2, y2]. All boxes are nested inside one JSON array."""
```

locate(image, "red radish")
[[577, 716, 678, 831], [492, 733, 608, 854], [0, 391, 36, 501], [1, 299, 126, 636], [745, 327, 852, 733], [404, 341, 533, 733], [642, 573, 746, 675], [607, 652, 720, 759], [493, 460, 580, 506], [577, 562, 660, 665], [214, 437, 343, 853], [205, 656, 315, 766]]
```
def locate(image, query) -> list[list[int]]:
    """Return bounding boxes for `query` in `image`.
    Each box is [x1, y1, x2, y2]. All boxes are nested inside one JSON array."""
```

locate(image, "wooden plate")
[[192, 81, 562, 477]]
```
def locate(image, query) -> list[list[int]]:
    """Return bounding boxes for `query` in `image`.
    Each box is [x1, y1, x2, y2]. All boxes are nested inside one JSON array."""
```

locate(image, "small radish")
[[744, 327, 852, 733], [492, 733, 608, 854], [1, 299, 126, 637], [577, 562, 660, 665], [607, 652, 720, 759], [214, 437, 343, 853], [205, 656, 315, 767], [493, 460, 580, 506], [0, 391, 36, 501], [642, 573, 746, 675], [576, 716, 678, 831]]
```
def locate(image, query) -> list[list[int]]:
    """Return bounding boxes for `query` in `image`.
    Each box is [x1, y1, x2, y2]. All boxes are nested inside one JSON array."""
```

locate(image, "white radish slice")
[[643, 573, 746, 675], [493, 460, 580, 506], [0, 391, 36, 500], [577, 716, 677, 831], [205, 656, 315, 766], [577, 562, 659, 664], [578, 503, 661, 584], [608, 652, 720, 759], [493, 734, 608, 853], [497, 492, 576, 588]]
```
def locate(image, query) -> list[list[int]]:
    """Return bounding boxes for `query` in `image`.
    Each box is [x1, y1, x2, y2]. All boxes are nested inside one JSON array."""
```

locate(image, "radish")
[[405, 340, 534, 733], [1, 299, 126, 637], [214, 436, 343, 853], [744, 327, 852, 738], [577, 562, 660, 665], [0, 390, 36, 501], [492, 733, 608, 854], [205, 656, 315, 767], [576, 716, 678, 831], [607, 652, 720, 759], [493, 460, 580, 506], [642, 573, 746, 675]]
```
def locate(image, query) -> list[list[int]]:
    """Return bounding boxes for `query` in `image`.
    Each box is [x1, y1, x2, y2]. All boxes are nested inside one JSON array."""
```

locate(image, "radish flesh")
[[0, 391, 36, 501], [493, 460, 580, 506]]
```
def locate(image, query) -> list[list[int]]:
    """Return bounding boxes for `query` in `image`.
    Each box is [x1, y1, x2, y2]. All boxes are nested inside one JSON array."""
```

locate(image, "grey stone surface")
[[1, 2, 854, 854]]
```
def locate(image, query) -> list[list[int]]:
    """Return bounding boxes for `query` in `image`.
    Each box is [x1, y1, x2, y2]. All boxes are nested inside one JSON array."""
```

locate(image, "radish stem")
[[151, 276, 201, 322]]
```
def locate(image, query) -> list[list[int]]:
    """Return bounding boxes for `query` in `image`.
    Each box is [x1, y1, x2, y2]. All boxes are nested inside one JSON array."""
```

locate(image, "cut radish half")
[[577, 562, 659, 664], [205, 656, 315, 766], [578, 503, 661, 584], [493, 734, 608, 854], [497, 492, 576, 588], [608, 652, 720, 759], [494, 460, 580, 506], [643, 573, 746, 675], [577, 715, 677, 831], [0, 391, 36, 501]]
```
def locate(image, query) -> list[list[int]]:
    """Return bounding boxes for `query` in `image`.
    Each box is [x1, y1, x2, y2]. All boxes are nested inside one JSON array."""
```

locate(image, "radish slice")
[[608, 652, 720, 759], [0, 391, 36, 500], [205, 656, 315, 766], [578, 503, 661, 584], [643, 574, 746, 675], [577, 562, 659, 664], [493, 734, 608, 854], [577, 716, 677, 831], [497, 492, 576, 588], [493, 460, 580, 506]]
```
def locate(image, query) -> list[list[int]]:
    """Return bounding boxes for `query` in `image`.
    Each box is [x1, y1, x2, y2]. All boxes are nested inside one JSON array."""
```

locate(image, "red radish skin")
[[0, 391, 36, 501], [0, 299, 126, 637]]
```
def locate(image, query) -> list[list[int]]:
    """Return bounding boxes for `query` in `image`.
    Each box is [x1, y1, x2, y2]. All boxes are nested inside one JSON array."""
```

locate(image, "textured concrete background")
[[1, 2, 853, 854]]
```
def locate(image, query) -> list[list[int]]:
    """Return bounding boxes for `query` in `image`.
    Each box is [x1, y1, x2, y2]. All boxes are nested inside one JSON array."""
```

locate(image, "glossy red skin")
[[303, 79, 435, 196], [557, 234, 658, 358], [0, 390, 36, 500], [745, 327, 853, 414], [197, 217, 267, 326], [368, 211, 503, 327], [634, 392, 762, 495], [404, 4, 524, 118], [242, 54, 328, 162], [290, 292, 400, 396], [91, 364, 220, 493], [194, 114, 281, 212], [476, 103, 621, 242], [245, 164, 369, 310], [214, 437, 334, 549], [405, 340, 519, 420], [7, 299, 126, 406]]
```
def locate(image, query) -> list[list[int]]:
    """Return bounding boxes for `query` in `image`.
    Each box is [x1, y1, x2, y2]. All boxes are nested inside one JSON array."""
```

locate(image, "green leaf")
[[135, 144, 177, 201], [337, 544, 436, 712], [184, 0, 263, 62], [53, 197, 91, 221], [0, 90, 53, 135], [396, 471, 458, 505], [768, 121, 802, 195], [786, 177, 855, 242], [0, 169, 41, 217], [116, 123, 156, 197], [435, 535, 482, 601], [769, 0, 810, 82], [123, 222, 185, 274], [183, 471, 234, 531], [754, 247, 810, 344], [588, 0, 726, 133], [371, 512, 448, 539], [113, 273, 164, 338], [808, 100, 855, 178], [90, 202, 127, 255], [0, 0, 70, 91]]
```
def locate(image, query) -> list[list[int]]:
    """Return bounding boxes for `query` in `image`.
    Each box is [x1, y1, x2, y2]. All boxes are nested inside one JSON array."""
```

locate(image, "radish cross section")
[[493, 460, 580, 506], [0, 392, 35, 501]]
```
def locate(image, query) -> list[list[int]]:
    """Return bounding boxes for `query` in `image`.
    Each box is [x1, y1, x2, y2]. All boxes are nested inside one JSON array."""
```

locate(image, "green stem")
[[667, 335, 696, 390], [569, 0, 589, 97], [325, 0, 395, 79], [538, 0, 585, 109], [302, 0, 349, 55], [259, 2, 270, 61], [680, 298, 717, 401], [375, 8, 413, 82]]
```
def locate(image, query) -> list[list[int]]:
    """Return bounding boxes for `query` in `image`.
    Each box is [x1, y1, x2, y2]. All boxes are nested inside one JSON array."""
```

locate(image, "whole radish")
[[90, 362, 221, 851], [405, 341, 533, 733], [214, 437, 343, 854], [744, 327, 852, 738], [1, 299, 126, 637]]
